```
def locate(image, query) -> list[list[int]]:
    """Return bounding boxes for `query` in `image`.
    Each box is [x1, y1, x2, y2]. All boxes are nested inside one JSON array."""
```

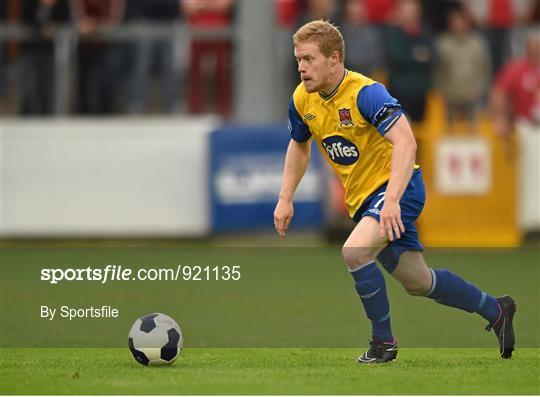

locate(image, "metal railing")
[[0, 23, 234, 115]]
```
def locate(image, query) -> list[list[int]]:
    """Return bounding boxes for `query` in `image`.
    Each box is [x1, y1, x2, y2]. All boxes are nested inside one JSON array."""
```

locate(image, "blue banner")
[[210, 125, 324, 232]]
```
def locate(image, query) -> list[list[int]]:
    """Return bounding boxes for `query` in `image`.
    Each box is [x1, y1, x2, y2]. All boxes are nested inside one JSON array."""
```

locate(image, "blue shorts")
[[352, 168, 426, 274]]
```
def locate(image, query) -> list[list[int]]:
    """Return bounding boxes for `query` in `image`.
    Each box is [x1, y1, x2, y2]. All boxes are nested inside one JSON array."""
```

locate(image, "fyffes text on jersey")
[[321, 135, 359, 165]]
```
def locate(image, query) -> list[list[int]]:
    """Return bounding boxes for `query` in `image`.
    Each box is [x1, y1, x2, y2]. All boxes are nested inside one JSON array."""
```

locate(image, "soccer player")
[[274, 20, 516, 363]]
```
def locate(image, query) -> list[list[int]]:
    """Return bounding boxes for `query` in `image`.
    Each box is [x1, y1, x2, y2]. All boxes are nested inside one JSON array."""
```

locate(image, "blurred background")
[[1, 0, 539, 246]]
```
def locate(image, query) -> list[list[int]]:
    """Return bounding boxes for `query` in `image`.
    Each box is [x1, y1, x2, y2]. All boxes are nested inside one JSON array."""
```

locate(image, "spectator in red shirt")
[[466, 0, 529, 73], [491, 28, 540, 135], [182, 0, 234, 117], [363, 0, 394, 25], [491, 28, 540, 232], [276, 0, 300, 28]]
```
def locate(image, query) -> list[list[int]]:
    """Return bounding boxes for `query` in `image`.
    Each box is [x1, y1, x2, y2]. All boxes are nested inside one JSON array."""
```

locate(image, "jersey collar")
[[318, 69, 348, 101]]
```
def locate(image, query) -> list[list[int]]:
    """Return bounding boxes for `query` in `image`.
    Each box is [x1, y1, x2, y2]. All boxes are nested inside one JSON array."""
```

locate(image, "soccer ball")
[[128, 313, 183, 366]]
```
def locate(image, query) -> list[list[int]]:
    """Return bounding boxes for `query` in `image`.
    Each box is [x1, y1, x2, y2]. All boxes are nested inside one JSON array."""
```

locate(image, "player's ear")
[[330, 50, 339, 66]]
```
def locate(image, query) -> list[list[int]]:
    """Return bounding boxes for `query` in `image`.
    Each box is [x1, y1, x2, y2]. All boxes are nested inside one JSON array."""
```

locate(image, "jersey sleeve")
[[288, 97, 311, 142], [356, 83, 403, 136]]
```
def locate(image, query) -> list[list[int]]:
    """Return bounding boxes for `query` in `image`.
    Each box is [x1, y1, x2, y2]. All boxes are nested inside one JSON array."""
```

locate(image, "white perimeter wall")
[[1, 117, 219, 237]]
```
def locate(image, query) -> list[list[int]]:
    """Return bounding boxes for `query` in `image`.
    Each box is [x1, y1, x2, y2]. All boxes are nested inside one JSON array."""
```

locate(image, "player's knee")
[[341, 246, 376, 270], [403, 282, 428, 296], [401, 275, 431, 296]]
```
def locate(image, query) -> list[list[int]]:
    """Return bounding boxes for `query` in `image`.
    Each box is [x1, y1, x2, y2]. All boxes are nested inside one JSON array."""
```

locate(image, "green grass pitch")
[[1, 348, 539, 394], [1, 245, 539, 394]]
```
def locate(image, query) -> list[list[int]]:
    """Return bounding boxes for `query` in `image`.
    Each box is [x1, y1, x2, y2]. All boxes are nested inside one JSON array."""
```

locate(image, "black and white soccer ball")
[[128, 313, 183, 366]]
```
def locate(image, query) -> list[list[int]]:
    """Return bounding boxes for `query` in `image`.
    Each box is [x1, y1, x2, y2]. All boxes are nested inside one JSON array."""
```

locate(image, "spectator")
[[19, 0, 69, 115], [527, 0, 540, 23], [421, 0, 462, 33], [435, 7, 490, 132], [275, 0, 301, 106], [509, 0, 540, 58], [2, 0, 23, 111], [70, 0, 126, 114], [491, 28, 540, 232], [0, 1, 8, 101], [182, 0, 234, 117], [341, 0, 384, 77], [385, 0, 434, 122], [127, 0, 179, 114], [363, 0, 394, 25], [465, 0, 530, 73], [491, 28, 540, 136], [298, 0, 340, 24], [276, 0, 300, 28]]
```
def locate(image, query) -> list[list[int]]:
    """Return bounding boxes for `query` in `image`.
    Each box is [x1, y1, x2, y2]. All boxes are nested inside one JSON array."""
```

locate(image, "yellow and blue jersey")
[[288, 70, 404, 219]]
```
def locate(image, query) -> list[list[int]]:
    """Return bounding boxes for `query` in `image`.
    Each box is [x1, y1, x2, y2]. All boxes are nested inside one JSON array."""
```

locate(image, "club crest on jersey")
[[338, 108, 354, 127], [321, 135, 359, 165]]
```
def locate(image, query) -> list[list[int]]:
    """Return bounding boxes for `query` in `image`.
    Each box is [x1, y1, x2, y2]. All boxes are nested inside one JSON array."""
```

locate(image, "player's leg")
[[389, 250, 516, 358], [375, 167, 515, 358], [390, 251, 431, 296], [343, 216, 398, 363], [392, 250, 500, 320], [343, 216, 391, 340], [376, 167, 502, 323]]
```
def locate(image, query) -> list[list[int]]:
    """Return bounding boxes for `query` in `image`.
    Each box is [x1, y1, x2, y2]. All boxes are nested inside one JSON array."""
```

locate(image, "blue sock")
[[427, 268, 500, 322], [350, 261, 393, 341]]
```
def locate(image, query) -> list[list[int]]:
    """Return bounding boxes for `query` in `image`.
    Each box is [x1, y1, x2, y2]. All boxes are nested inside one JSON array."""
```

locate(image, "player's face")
[[294, 41, 333, 93]]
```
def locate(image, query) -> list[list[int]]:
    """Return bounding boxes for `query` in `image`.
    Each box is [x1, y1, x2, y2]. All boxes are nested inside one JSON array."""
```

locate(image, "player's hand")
[[274, 199, 294, 239], [379, 198, 405, 241]]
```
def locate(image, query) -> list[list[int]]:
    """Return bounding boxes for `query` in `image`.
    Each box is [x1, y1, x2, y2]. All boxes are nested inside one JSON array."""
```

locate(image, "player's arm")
[[380, 116, 417, 241], [274, 97, 313, 238], [274, 139, 312, 238], [357, 83, 416, 241]]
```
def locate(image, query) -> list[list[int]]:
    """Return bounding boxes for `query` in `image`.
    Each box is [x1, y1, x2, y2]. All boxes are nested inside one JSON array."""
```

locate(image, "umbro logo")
[[304, 113, 316, 121]]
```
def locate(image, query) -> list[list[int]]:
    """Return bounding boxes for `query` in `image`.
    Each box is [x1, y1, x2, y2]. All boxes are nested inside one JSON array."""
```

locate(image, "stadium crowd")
[[0, 0, 538, 127]]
